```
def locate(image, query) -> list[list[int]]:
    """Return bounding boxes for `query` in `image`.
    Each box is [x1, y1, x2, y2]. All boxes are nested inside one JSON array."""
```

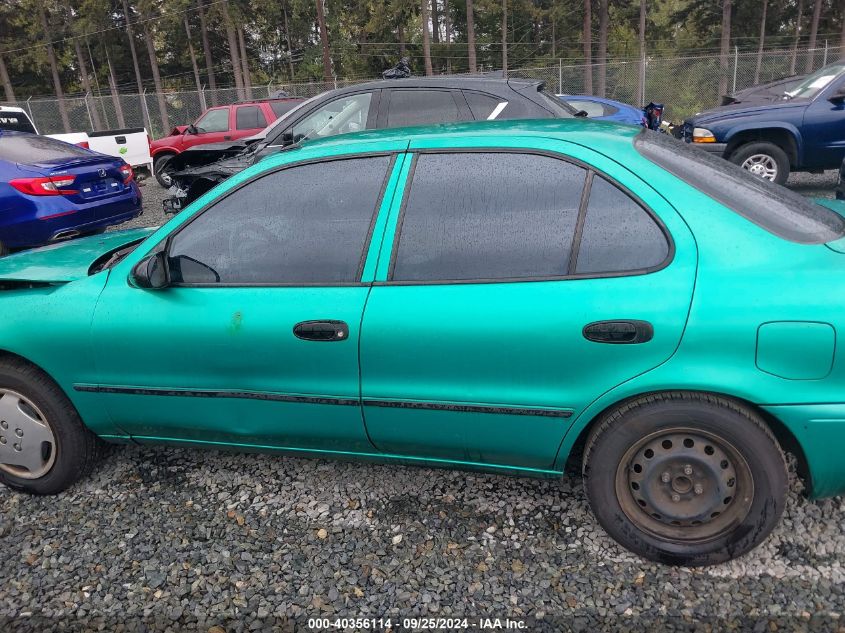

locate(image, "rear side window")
[[236, 105, 264, 130], [0, 133, 92, 163], [167, 156, 391, 285], [635, 130, 845, 243], [269, 100, 300, 119], [386, 90, 460, 128], [464, 92, 504, 120], [0, 112, 35, 133], [576, 176, 669, 274], [391, 153, 586, 281]]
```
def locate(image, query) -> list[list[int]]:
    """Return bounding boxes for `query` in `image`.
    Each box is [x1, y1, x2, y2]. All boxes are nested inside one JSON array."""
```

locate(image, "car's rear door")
[[90, 149, 408, 450], [232, 104, 269, 140], [359, 138, 697, 470]]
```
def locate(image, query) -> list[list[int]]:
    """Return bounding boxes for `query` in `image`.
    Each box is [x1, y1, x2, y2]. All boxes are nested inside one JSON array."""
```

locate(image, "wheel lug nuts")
[[683, 465, 693, 476], [14, 428, 22, 437], [694, 484, 703, 495], [0, 436, 5, 444], [13, 443, 21, 452], [661, 472, 671, 483], [671, 493, 680, 502]]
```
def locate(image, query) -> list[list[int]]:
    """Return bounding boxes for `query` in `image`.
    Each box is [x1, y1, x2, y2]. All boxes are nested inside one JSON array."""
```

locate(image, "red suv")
[[150, 98, 303, 186]]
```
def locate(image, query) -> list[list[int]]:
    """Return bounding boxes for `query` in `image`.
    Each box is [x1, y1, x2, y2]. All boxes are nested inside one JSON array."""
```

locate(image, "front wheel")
[[729, 142, 790, 185], [0, 357, 103, 494], [153, 154, 176, 188], [583, 392, 788, 566]]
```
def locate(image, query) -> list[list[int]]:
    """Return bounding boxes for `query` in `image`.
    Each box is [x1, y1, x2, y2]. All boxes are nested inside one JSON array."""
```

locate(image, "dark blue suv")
[[682, 61, 845, 184]]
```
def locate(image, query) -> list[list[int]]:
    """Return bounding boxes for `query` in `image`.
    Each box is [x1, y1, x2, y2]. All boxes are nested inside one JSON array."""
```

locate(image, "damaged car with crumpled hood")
[[163, 76, 580, 212]]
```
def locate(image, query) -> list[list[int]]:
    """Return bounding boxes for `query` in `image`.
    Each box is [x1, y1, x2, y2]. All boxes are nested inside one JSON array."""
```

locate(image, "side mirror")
[[131, 251, 170, 289], [186, 124, 198, 135], [828, 86, 845, 104], [281, 130, 295, 146]]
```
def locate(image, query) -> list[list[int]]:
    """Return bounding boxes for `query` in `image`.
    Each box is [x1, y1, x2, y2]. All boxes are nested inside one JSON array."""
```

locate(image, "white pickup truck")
[[0, 105, 153, 173]]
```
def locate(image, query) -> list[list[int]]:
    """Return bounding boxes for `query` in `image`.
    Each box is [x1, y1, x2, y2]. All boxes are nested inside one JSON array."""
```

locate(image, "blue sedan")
[[559, 94, 648, 127], [0, 131, 142, 255]]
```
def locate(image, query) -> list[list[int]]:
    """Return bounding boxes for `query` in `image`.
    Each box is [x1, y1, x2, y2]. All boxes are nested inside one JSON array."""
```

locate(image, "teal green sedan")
[[1, 120, 844, 566]]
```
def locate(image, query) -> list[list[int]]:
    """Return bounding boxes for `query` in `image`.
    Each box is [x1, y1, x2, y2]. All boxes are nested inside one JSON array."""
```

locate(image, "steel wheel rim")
[[615, 427, 754, 543], [0, 389, 56, 479], [741, 154, 778, 181]]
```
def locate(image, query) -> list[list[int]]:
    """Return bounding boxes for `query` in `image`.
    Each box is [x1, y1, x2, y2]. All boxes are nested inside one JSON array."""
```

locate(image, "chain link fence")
[[3, 45, 841, 138]]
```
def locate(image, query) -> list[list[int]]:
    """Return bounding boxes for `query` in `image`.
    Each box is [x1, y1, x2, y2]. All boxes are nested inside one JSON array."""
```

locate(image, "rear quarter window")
[[634, 130, 845, 244]]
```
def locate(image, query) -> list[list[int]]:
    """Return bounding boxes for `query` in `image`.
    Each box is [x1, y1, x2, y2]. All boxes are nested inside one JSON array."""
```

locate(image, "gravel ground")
[[2, 171, 844, 632]]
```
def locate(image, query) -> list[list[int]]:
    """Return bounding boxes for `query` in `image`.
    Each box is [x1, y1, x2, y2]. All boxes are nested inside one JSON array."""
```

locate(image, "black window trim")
[[380, 147, 675, 287], [148, 151, 398, 289]]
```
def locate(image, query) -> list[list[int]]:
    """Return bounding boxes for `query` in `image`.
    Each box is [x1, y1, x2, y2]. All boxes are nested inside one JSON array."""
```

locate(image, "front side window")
[[392, 153, 586, 282], [386, 90, 461, 128], [167, 156, 391, 285], [195, 108, 230, 133], [575, 176, 669, 274], [235, 105, 265, 130], [290, 93, 372, 142]]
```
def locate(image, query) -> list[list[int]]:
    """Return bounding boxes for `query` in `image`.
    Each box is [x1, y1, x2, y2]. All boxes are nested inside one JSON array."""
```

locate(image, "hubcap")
[[0, 389, 56, 479], [615, 428, 754, 542], [740, 154, 778, 181]]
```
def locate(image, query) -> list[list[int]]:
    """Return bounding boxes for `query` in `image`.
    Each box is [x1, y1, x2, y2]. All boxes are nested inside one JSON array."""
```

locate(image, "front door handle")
[[223, 135, 232, 140], [293, 320, 349, 342], [583, 320, 653, 344]]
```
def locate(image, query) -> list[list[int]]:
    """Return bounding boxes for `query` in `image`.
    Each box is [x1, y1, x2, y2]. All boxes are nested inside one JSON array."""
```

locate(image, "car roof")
[[293, 118, 640, 154], [0, 106, 27, 113], [327, 76, 543, 95]]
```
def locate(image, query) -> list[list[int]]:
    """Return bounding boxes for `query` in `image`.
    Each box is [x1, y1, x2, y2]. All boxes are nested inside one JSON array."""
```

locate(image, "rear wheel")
[[153, 154, 176, 188], [729, 142, 790, 185], [583, 392, 788, 566], [0, 357, 103, 494]]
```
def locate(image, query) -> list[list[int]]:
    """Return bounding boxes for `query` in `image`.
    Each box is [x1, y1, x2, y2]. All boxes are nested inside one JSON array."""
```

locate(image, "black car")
[[165, 77, 579, 210], [837, 156, 844, 200]]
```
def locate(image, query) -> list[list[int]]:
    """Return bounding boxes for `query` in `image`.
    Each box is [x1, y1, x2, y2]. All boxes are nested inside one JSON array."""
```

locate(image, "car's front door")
[[186, 106, 232, 148], [803, 75, 845, 169], [88, 152, 405, 450], [359, 142, 697, 470], [379, 89, 469, 129]]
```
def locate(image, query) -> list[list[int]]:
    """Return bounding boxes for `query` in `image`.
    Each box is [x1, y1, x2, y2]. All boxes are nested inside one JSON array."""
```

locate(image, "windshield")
[[634, 129, 845, 244], [0, 111, 36, 134], [536, 88, 576, 117], [785, 62, 845, 99]]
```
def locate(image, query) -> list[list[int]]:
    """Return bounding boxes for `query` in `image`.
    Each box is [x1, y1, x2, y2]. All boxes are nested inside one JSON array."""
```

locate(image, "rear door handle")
[[583, 320, 653, 344], [293, 320, 349, 342]]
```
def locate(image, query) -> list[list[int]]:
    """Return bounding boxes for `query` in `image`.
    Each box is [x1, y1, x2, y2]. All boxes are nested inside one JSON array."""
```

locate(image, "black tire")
[[583, 391, 788, 566], [153, 154, 176, 188], [729, 141, 790, 185], [0, 357, 103, 495]]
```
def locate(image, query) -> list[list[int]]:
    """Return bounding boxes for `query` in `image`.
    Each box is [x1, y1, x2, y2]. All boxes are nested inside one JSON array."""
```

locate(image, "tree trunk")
[[141, 18, 170, 134], [583, 0, 592, 93], [238, 26, 253, 99], [120, 0, 145, 95], [222, 1, 245, 98], [597, 0, 608, 97], [197, 1, 218, 103], [398, 22, 406, 57], [314, 0, 332, 83], [790, 0, 804, 75], [184, 17, 204, 95], [466, 0, 477, 73], [718, 0, 732, 99], [501, 0, 507, 77], [37, 5, 71, 132], [431, 0, 440, 43], [106, 50, 126, 128], [754, 0, 768, 84], [805, 0, 822, 72], [444, 0, 451, 73], [282, 0, 295, 80], [421, 0, 433, 75], [0, 55, 16, 103], [636, 0, 646, 105], [73, 38, 103, 129], [841, 4, 845, 59]]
